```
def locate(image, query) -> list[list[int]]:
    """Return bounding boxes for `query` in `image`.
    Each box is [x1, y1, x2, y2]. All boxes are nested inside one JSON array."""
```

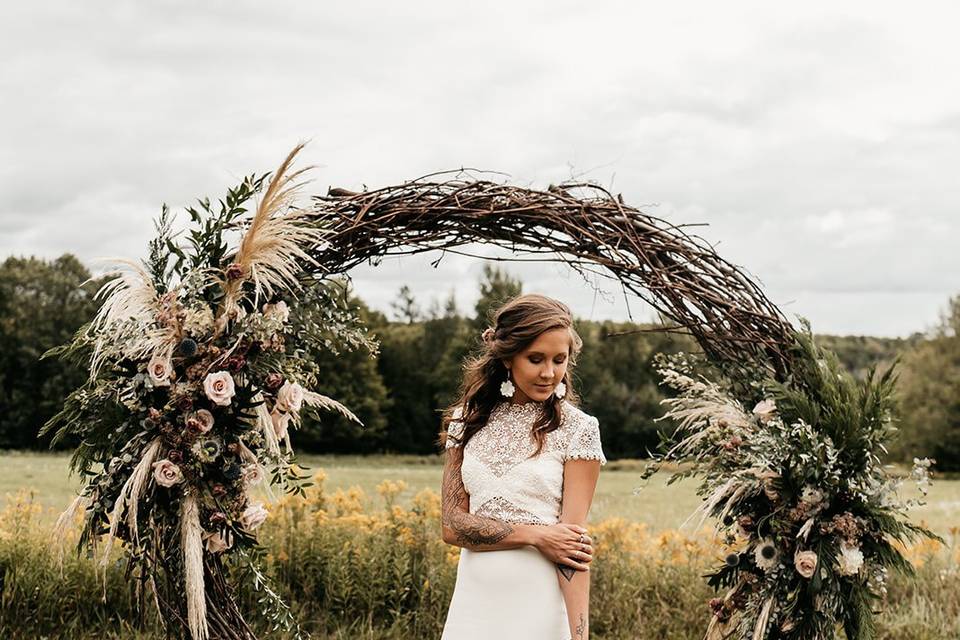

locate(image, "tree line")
[[1, 254, 956, 468]]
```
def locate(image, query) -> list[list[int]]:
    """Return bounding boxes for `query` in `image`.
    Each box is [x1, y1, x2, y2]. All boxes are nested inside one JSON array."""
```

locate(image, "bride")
[[439, 294, 607, 640]]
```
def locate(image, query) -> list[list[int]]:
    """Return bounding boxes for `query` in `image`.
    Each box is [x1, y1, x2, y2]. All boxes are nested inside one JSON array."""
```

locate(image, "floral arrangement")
[[642, 322, 943, 640], [42, 144, 369, 640]]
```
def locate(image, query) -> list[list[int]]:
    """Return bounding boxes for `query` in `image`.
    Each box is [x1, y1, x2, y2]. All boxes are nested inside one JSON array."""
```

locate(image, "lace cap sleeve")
[[444, 405, 465, 449], [565, 411, 607, 465]]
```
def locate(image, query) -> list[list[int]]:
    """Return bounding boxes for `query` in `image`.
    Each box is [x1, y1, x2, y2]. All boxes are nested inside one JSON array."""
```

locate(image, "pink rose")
[[240, 503, 269, 531], [147, 353, 173, 387], [794, 550, 818, 578], [203, 371, 236, 406], [203, 529, 234, 554], [276, 380, 304, 413], [152, 459, 184, 488]]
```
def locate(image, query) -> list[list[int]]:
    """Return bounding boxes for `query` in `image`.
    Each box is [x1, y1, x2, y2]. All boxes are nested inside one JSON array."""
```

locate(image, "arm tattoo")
[[575, 613, 585, 639], [442, 449, 514, 546], [557, 563, 576, 581]]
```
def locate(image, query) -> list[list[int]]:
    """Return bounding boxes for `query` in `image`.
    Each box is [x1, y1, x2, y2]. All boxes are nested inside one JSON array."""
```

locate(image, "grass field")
[[2, 450, 958, 537]]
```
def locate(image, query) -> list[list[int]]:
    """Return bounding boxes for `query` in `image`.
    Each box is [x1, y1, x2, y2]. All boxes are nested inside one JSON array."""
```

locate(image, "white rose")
[[147, 352, 173, 387], [275, 380, 304, 413], [271, 409, 291, 440], [262, 300, 290, 323], [837, 543, 864, 576], [152, 459, 183, 488], [203, 371, 236, 406], [752, 398, 777, 423], [203, 530, 234, 554], [240, 503, 269, 531]]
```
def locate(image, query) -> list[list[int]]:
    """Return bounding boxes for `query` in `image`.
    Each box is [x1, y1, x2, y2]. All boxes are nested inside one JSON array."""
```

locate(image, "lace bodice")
[[446, 399, 606, 525]]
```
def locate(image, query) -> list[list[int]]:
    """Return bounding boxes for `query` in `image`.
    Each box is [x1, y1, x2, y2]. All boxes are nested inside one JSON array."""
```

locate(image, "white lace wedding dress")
[[440, 399, 607, 640]]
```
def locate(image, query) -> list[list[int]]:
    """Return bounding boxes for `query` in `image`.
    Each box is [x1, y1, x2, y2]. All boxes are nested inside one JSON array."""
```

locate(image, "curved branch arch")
[[308, 171, 796, 378]]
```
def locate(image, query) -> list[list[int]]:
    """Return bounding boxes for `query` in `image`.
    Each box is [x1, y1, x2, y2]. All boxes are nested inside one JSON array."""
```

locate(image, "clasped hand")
[[533, 523, 593, 571]]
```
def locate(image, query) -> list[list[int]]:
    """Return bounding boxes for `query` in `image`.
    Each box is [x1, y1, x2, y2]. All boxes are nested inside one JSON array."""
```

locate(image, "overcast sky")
[[2, 1, 958, 337]]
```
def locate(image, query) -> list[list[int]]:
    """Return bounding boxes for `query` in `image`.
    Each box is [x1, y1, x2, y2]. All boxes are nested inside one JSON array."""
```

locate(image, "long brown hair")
[[440, 293, 584, 456]]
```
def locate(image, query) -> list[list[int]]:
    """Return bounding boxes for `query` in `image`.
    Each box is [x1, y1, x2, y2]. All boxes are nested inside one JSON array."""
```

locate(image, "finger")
[[560, 557, 590, 572]]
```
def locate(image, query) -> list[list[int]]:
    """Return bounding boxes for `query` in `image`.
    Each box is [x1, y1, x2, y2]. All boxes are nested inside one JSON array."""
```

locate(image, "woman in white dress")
[[439, 294, 607, 640]]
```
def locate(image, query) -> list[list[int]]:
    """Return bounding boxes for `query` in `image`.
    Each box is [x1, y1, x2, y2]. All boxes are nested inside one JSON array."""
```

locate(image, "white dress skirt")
[[440, 545, 569, 639], [440, 400, 607, 640]]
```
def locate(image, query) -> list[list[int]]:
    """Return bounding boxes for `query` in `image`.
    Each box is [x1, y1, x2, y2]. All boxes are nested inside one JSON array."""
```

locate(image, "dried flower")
[[264, 372, 284, 391], [754, 538, 779, 571], [186, 409, 215, 434], [191, 438, 221, 464], [224, 263, 245, 280], [759, 469, 781, 502], [177, 338, 199, 357], [225, 354, 246, 372], [203, 371, 236, 406], [752, 398, 777, 423], [147, 352, 173, 387], [837, 543, 864, 576], [152, 459, 183, 488]]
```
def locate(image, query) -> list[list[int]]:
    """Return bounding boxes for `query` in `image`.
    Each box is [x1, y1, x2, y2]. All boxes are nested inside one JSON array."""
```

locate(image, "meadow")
[[1, 452, 958, 639], [3, 451, 958, 535]]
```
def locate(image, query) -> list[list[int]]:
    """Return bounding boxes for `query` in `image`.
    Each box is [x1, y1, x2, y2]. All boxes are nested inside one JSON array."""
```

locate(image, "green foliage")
[[576, 320, 697, 459], [769, 319, 900, 478], [895, 295, 960, 470], [0, 255, 106, 449]]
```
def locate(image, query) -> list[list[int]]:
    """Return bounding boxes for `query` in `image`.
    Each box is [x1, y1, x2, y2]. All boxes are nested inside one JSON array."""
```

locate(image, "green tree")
[[0, 254, 104, 449], [290, 278, 391, 453], [472, 264, 523, 331], [390, 284, 421, 324], [575, 320, 696, 459], [894, 295, 960, 469]]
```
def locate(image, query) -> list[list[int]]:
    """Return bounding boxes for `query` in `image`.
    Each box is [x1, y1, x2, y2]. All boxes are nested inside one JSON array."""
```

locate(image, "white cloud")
[[1, 1, 958, 337]]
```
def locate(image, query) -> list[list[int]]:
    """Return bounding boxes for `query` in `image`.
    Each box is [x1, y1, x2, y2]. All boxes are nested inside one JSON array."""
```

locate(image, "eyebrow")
[[527, 351, 568, 356]]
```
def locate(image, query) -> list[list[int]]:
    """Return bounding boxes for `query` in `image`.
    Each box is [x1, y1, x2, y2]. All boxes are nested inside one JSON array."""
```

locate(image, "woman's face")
[[503, 328, 571, 403]]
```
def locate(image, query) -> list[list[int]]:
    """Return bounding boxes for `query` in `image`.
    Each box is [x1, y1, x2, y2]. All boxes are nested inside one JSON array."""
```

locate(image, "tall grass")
[[1, 474, 958, 639]]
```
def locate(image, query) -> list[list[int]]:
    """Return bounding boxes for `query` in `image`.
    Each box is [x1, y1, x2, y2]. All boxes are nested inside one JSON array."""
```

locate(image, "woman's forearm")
[[558, 565, 590, 640], [441, 515, 541, 551]]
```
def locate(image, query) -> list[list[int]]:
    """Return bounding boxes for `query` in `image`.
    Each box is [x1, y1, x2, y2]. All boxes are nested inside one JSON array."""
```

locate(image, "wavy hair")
[[440, 293, 584, 456]]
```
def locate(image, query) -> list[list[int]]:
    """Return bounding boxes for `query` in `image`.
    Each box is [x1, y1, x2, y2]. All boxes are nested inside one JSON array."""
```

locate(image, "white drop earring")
[[500, 369, 516, 398], [554, 381, 566, 399]]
